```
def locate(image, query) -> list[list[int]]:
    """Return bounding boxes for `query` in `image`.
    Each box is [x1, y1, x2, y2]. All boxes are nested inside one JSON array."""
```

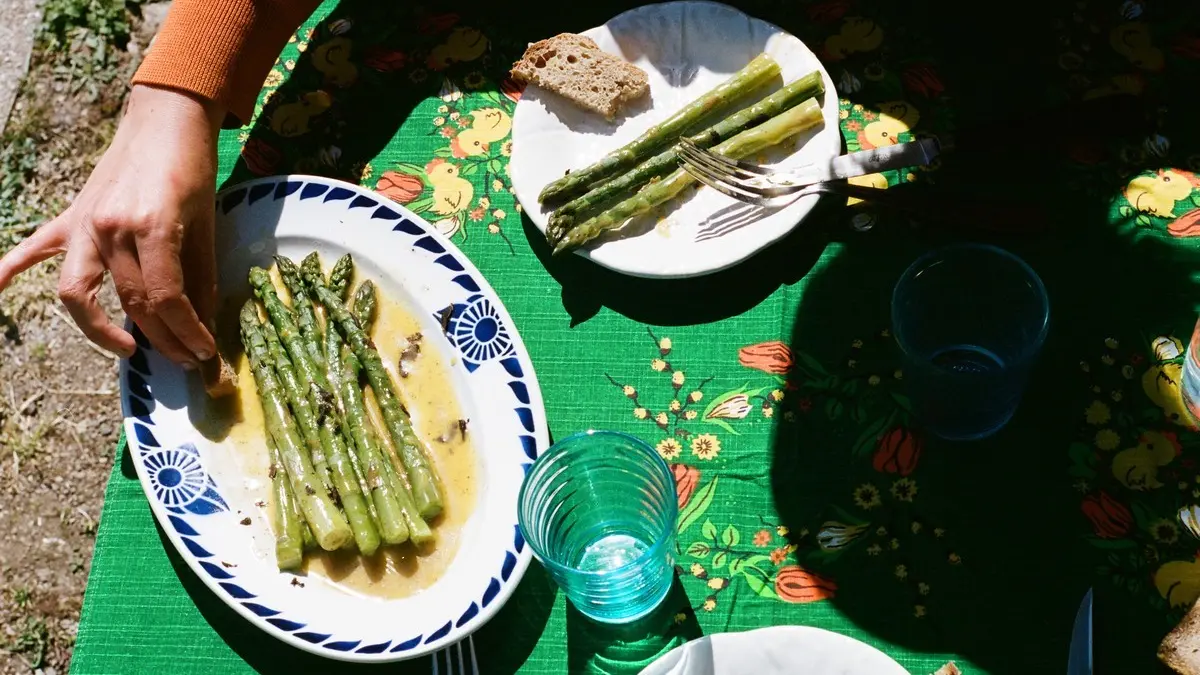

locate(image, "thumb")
[[0, 217, 71, 291]]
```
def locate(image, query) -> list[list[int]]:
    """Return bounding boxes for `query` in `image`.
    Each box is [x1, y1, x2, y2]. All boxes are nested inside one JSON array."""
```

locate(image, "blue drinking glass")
[[892, 244, 1049, 440], [518, 430, 678, 624]]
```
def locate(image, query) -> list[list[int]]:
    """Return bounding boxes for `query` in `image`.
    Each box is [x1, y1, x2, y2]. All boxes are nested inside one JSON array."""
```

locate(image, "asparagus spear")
[[358, 371, 436, 543], [301, 521, 317, 550], [312, 386, 381, 555], [267, 434, 304, 570], [239, 301, 351, 551], [275, 256, 326, 373], [553, 97, 823, 254], [339, 346, 425, 544], [261, 323, 336, 499], [305, 276, 445, 519], [352, 280, 377, 332], [326, 253, 354, 300], [250, 267, 330, 392], [546, 71, 825, 245], [538, 53, 781, 204]]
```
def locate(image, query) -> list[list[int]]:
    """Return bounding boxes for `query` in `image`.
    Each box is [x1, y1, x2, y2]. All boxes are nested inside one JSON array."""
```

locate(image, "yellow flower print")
[[1122, 365, 1135, 380], [651, 359, 668, 372], [622, 385, 636, 398], [689, 391, 703, 403], [847, 359, 857, 368], [868, 375, 881, 386], [1156, 559, 1200, 607], [918, 582, 930, 596], [478, 196, 490, 210], [690, 563, 706, 578], [284, 59, 297, 71], [867, 544, 882, 556], [825, 18, 884, 60], [948, 552, 962, 565], [669, 400, 682, 412], [1111, 391, 1123, 403], [776, 525, 789, 537], [659, 337, 673, 352], [486, 222, 500, 235], [264, 70, 284, 87], [1110, 22, 1164, 72], [893, 369, 903, 380], [851, 339, 864, 348], [1085, 401, 1111, 425], [853, 484, 881, 510], [672, 371, 686, 387], [839, 108, 850, 120], [895, 564, 908, 580], [433, 116, 446, 126], [492, 209, 506, 220], [1105, 337, 1120, 349], [702, 597, 717, 612], [891, 478, 918, 502], [296, 40, 309, 53], [655, 412, 670, 426], [1101, 355, 1115, 366], [657, 438, 682, 461], [1080, 361, 1091, 373], [1152, 519, 1180, 544], [1095, 429, 1120, 451], [438, 104, 449, 114], [914, 605, 927, 618], [692, 434, 721, 460], [706, 578, 727, 591], [910, 522, 923, 534], [876, 526, 888, 536], [634, 407, 648, 420], [492, 179, 505, 192], [673, 613, 687, 625], [889, 538, 900, 550], [770, 389, 784, 402], [685, 410, 698, 421]]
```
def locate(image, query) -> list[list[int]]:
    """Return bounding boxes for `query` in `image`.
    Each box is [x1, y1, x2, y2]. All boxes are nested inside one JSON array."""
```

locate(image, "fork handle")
[[821, 183, 1049, 234]]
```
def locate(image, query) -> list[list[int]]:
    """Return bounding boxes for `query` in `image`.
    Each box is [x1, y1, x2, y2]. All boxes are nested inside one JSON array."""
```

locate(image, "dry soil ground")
[[0, 3, 166, 672]]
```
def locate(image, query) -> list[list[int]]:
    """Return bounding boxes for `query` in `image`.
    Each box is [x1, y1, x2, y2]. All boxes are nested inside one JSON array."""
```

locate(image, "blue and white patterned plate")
[[120, 175, 548, 662]]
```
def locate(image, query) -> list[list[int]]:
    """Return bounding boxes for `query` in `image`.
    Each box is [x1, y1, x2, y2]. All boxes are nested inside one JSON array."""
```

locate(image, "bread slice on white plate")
[[1162, 597, 1200, 674], [511, 33, 649, 120]]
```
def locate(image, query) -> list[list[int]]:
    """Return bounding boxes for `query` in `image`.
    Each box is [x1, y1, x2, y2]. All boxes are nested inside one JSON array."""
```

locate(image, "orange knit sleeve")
[[132, 0, 323, 127]]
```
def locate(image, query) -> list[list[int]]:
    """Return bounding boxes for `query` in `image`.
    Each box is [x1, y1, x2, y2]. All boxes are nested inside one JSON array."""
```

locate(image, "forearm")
[[132, 0, 323, 127]]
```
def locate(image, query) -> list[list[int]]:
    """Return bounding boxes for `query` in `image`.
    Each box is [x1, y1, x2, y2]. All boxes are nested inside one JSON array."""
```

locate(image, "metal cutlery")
[[1067, 588, 1093, 675], [432, 635, 479, 675], [675, 136, 941, 203]]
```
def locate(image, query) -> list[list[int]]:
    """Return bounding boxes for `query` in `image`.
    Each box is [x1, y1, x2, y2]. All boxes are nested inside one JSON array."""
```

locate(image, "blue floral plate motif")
[[120, 176, 548, 662]]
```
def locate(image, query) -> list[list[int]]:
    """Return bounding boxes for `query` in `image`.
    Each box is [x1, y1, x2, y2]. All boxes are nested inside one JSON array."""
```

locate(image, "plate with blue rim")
[[119, 175, 548, 662]]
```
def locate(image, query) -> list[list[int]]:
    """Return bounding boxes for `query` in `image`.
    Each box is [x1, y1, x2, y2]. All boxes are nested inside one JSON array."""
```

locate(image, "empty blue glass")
[[892, 244, 1049, 440], [518, 430, 678, 624]]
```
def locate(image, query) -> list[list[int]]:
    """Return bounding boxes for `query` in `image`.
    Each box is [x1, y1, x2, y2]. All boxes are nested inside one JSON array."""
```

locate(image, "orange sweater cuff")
[[132, 0, 320, 127]]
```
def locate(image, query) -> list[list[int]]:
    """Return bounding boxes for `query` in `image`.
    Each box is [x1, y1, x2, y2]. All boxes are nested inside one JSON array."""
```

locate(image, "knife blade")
[[1067, 588, 1093, 675]]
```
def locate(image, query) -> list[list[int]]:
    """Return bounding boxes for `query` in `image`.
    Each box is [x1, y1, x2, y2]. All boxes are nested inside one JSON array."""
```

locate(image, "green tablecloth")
[[72, 1, 1200, 672]]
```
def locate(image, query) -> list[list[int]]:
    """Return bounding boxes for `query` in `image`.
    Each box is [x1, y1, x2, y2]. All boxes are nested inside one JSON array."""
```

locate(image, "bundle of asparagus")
[[239, 253, 444, 571], [538, 53, 827, 253]]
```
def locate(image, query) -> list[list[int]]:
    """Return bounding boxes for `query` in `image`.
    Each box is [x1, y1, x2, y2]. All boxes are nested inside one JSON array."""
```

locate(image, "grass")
[[10, 586, 31, 610], [0, 0, 146, 257], [8, 616, 50, 669]]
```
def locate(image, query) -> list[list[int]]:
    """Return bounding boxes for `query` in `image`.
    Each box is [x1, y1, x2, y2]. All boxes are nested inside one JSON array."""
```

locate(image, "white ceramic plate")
[[640, 626, 910, 675], [510, 0, 840, 278], [119, 176, 548, 662]]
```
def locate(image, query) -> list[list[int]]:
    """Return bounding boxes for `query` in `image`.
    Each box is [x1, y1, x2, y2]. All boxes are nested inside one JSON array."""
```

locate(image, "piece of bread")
[[200, 354, 238, 399], [511, 33, 649, 119], [932, 663, 961, 675], [1161, 597, 1200, 674]]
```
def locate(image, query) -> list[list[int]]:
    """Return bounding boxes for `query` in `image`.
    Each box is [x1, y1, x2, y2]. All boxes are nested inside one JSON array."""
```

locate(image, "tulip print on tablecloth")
[[1071, 333, 1200, 619]]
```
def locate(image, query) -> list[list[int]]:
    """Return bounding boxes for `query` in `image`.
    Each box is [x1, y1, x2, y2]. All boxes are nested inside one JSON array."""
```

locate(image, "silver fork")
[[431, 635, 478, 675], [675, 138, 1048, 234], [675, 136, 940, 204]]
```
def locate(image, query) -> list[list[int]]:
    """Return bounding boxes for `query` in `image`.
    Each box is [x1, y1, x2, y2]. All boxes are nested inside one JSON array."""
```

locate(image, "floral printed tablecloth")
[[72, 1, 1200, 673]]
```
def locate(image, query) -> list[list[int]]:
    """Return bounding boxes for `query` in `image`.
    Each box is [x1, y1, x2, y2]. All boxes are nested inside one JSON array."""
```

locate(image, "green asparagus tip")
[[248, 266, 271, 286]]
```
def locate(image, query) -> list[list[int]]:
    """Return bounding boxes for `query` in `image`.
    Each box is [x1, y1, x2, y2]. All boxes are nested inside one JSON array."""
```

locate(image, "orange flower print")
[[769, 546, 789, 565], [440, 126, 457, 138], [753, 530, 772, 547], [739, 341, 794, 374], [375, 171, 423, 204], [845, 120, 862, 132], [671, 463, 698, 510], [469, 205, 487, 221], [775, 566, 837, 603], [1169, 209, 1200, 238]]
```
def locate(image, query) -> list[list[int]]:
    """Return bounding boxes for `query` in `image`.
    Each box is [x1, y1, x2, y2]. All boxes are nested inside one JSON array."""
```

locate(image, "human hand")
[[0, 84, 224, 368]]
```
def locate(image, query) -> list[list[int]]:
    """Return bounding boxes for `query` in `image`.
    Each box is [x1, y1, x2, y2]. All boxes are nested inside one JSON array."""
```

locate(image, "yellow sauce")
[[195, 269, 477, 600]]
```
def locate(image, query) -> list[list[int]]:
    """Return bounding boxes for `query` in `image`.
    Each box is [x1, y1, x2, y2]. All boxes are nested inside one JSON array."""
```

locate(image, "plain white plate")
[[640, 626, 910, 675], [119, 176, 547, 661], [510, 0, 840, 278]]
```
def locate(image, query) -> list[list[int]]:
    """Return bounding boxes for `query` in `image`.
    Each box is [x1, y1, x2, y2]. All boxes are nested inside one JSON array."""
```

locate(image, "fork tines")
[[675, 140, 803, 205]]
